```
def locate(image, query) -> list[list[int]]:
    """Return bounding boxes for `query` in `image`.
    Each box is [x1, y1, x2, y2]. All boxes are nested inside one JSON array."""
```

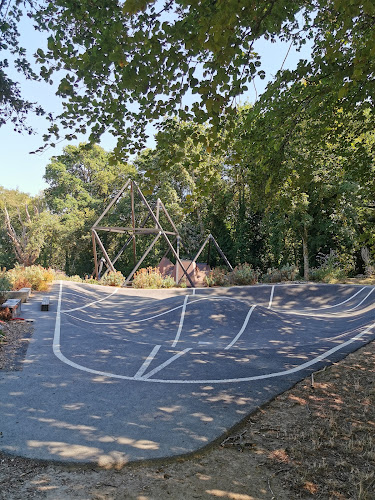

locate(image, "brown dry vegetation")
[[0, 315, 374, 499]]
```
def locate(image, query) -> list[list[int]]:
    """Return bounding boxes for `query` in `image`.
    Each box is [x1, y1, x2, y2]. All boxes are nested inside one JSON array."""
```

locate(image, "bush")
[[262, 264, 299, 283], [230, 263, 260, 286], [12, 275, 32, 290], [0, 269, 12, 304], [162, 275, 177, 288], [100, 271, 125, 287], [7, 265, 54, 291], [204, 267, 230, 287], [0, 307, 12, 321], [309, 251, 347, 283], [132, 267, 164, 289]]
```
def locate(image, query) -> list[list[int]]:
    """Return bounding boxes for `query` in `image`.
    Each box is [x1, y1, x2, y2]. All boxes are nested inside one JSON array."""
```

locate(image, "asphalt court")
[[57, 282, 375, 384], [1, 281, 374, 465]]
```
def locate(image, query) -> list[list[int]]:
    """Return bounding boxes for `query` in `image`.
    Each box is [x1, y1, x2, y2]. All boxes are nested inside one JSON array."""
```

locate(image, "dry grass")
[[244, 343, 375, 499]]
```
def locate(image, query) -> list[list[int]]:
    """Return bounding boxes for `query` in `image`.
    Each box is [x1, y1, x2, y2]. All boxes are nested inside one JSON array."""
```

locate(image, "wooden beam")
[[92, 230, 99, 279], [158, 199, 180, 235], [123, 232, 162, 286], [94, 226, 177, 235], [133, 181, 195, 288], [209, 234, 233, 271], [92, 230, 116, 273], [92, 179, 131, 228]]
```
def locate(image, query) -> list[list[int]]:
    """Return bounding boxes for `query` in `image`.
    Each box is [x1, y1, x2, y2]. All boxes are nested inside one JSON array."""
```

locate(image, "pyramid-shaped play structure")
[[91, 180, 232, 287]]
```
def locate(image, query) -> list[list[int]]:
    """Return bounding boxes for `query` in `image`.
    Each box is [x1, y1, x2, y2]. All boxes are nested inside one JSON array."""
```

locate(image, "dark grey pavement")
[[1, 281, 374, 466]]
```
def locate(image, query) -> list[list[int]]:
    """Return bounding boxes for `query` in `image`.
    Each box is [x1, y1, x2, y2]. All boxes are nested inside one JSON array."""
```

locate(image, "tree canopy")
[[2, 0, 363, 156]]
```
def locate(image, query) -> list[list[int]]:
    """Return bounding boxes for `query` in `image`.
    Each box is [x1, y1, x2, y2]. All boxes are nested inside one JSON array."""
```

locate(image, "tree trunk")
[[302, 225, 309, 280]]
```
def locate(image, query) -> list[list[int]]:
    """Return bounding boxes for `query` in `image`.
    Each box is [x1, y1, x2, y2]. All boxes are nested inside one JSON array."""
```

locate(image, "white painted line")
[[61, 287, 119, 312], [287, 287, 367, 312], [53, 280, 63, 361], [140, 348, 192, 380], [347, 287, 374, 311], [62, 303, 185, 325], [224, 305, 257, 350], [268, 285, 275, 309], [134, 345, 161, 379], [172, 295, 189, 347]]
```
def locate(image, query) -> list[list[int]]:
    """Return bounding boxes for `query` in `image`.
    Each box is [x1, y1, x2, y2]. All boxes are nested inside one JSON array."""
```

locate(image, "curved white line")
[[61, 295, 254, 325], [62, 303, 185, 325], [172, 295, 188, 347], [224, 305, 257, 349], [277, 287, 366, 313], [346, 287, 374, 311], [61, 287, 119, 312]]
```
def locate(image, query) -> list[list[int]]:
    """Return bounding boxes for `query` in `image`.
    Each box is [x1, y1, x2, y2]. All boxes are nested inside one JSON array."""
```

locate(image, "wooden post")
[[92, 231, 99, 279], [176, 236, 180, 283], [124, 232, 162, 286], [133, 181, 195, 288], [209, 235, 233, 271], [92, 230, 116, 273], [131, 181, 137, 265], [155, 198, 160, 228]]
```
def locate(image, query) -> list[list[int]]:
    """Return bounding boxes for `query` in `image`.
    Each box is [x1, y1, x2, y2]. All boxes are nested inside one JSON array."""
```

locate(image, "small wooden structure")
[[91, 180, 233, 287]]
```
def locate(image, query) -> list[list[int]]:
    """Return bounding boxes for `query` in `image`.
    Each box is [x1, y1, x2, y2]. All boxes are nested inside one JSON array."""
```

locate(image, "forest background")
[[1, 0, 375, 282]]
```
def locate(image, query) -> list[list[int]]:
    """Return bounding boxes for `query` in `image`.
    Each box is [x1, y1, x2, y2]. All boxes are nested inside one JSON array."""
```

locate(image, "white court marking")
[[60, 286, 370, 326], [224, 305, 257, 350], [172, 295, 189, 347], [53, 281, 375, 384], [61, 287, 119, 313], [268, 285, 275, 309], [346, 287, 374, 311], [134, 345, 161, 379]]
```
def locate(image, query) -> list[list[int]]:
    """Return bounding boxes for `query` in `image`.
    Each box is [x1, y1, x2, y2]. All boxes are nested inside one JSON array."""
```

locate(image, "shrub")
[[204, 267, 230, 287], [132, 267, 164, 289], [7, 265, 54, 291], [262, 264, 299, 283], [230, 263, 259, 286], [0, 270, 12, 304], [162, 275, 177, 288], [0, 307, 12, 321], [178, 278, 187, 288], [310, 251, 347, 283], [100, 271, 125, 287], [84, 277, 100, 285], [12, 275, 32, 290]]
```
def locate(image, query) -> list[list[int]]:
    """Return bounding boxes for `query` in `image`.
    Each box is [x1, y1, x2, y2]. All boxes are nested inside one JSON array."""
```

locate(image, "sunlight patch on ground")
[[206, 489, 257, 499]]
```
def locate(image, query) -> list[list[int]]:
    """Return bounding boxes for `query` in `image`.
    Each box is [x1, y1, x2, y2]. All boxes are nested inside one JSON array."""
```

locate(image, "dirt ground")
[[0, 309, 374, 499]]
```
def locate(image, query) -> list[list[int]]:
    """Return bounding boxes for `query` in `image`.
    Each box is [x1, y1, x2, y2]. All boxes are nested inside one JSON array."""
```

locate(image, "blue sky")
[[1, 13, 311, 196]]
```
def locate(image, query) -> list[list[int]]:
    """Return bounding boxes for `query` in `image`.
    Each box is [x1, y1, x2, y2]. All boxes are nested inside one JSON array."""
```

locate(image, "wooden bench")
[[41, 296, 50, 311], [1, 298, 22, 318]]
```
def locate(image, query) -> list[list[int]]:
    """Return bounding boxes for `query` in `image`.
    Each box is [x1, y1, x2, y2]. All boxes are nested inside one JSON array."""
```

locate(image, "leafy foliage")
[[132, 267, 177, 289], [100, 270, 125, 287], [204, 267, 230, 287], [6, 264, 54, 291], [262, 264, 299, 283], [309, 251, 348, 283], [0, 0, 44, 132], [0, 269, 12, 301]]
